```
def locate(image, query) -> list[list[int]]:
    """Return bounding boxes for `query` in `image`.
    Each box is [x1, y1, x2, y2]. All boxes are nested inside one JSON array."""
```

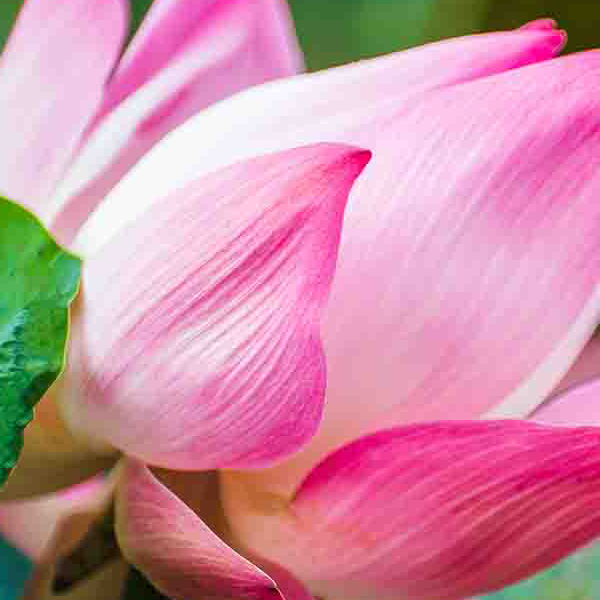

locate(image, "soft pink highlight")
[[60, 145, 370, 469]]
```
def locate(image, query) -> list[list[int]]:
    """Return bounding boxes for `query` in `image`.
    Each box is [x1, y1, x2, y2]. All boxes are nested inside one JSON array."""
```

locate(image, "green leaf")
[[0, 197, 81, 486]]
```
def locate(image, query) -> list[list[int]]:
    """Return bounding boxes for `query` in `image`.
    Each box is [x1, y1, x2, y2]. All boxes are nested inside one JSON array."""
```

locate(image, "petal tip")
[[518, 18, 567, 54]]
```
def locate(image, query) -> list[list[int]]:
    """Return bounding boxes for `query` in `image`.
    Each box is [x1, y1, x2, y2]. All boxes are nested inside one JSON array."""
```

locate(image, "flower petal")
[[0, 477, 108, 562], [221, 421, 600, 600], [58, 145, 369, 469], [73, 23, 565, 253], [242, 50, 600, 494], [115, 460, 282, 600], [48, 0, 303, 243], [325, 50, 600, 427], [0, 0, 127, 214]]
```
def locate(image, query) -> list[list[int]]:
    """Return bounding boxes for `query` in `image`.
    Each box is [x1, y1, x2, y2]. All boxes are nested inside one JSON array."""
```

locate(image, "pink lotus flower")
[[3, 3, 600, 599]]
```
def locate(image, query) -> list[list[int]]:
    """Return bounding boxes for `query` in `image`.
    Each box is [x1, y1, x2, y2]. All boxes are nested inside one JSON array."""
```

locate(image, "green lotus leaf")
[[0, 197, 81, 486]]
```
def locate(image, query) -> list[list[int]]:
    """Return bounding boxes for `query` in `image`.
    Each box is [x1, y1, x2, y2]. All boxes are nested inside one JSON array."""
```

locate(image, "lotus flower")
[[3, 2, 600, 600]]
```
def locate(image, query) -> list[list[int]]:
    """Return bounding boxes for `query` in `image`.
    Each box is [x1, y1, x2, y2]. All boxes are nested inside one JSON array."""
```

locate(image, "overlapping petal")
[[221, 421, 600, 600], [48, 0, 303, 242], [115, 460, 282, 600], [58, 145, 369, 469], [323, 49, 600, 426], [0, 0, 127, 214], [74, 23, 566, 252], [241, 50, 600, 493]]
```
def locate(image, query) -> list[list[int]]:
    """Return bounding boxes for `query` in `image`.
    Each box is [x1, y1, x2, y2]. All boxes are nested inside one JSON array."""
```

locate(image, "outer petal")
[[115, 460, 282, 600], [69, 23, 566, 252], [239, 50, 600, 495], [48, 0, 303, 243], [0, 0, 127, 214], [0, 477, 108, 562], [58, 145, 369, 469], [221, 421, 600, 600]]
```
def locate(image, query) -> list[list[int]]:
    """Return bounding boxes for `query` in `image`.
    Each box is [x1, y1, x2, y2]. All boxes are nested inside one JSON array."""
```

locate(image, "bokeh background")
[[0, 0, 599, 598]]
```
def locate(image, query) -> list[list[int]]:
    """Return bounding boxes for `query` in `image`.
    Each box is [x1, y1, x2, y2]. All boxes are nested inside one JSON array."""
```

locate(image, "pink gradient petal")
[[222, 421, 600, 600], [59, 145, 369, 469], [239, 50, 600, 496], [73, 24, 565, 253], [0, 477, 108, 562], [115, 460, 282, 600], [48, 0, 303, 243], [0, 0, 127, 214]]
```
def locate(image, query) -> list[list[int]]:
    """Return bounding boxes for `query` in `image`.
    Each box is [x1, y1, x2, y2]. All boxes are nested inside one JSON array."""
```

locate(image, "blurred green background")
[[0, 0, 599, 598]]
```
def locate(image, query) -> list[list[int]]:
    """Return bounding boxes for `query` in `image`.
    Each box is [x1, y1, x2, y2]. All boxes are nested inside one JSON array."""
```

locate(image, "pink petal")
[[245, 50, 600, 494], [0, 0, 127, 214], [115, 460, 282, 600], [58, 145, 369, 469], [71, 23, 565, 253], [0, 477, 108, 562], [221, 421, 600, 600], [48, 0, 303, 243]]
